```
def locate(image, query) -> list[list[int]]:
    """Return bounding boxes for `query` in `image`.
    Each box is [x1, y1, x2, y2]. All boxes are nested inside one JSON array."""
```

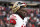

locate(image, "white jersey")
[[10, 14, 30, 27]]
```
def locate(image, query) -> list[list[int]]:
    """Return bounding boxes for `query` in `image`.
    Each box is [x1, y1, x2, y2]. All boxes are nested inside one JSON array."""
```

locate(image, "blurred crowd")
[[0, 4, 40, 27], [0, 4, 12, 27]]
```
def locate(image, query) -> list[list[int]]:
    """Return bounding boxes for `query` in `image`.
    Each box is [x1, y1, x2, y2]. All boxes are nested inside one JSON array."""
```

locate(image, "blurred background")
[[0, 0, 40, 27]]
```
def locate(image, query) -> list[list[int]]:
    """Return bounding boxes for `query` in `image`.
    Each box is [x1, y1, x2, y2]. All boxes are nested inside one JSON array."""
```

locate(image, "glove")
[[10, 19, 16, 25]]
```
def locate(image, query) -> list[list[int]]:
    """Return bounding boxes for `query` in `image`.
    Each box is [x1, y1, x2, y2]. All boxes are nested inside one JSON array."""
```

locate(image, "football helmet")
[[12, 1, 27, 13]]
